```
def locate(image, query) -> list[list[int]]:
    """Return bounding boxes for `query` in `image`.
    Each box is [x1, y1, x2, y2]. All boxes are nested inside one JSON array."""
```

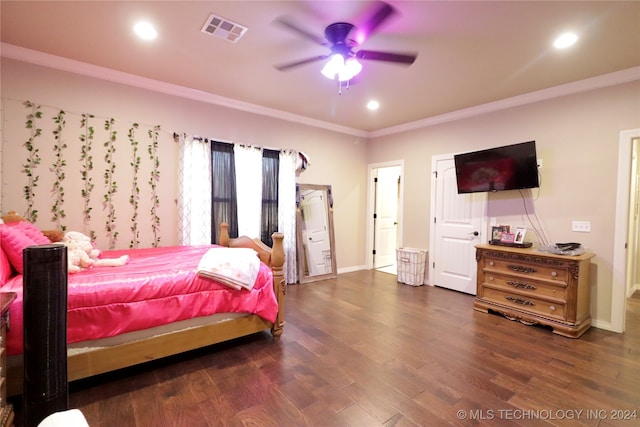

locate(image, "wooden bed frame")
[[8, 223, 285, 396]]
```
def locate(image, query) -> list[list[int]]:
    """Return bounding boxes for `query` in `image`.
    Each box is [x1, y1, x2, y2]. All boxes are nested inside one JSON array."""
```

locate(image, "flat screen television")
[[454, 141, 539, 194]]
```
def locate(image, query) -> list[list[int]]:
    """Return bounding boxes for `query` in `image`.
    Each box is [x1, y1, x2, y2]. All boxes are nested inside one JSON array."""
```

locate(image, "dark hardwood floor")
[[11, 271, 640, 426]]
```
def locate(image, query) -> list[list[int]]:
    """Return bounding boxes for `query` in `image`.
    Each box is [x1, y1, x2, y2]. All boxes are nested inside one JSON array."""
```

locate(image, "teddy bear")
[[1, 211, 24, 224], [63, 231, 100, 273], [63, 231, 129, 273], [42, 229, 64, 243]]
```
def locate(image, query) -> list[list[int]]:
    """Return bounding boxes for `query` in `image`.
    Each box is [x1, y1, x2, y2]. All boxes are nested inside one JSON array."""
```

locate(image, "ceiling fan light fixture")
[[321, 54, 344, 79], [321, 54, 362, 82], [342, 57, 363, 81]]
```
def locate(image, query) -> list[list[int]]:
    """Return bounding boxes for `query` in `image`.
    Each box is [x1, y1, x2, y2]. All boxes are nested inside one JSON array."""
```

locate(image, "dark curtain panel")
[[211, 141, 238, 243], [261, 149, 279, 246]]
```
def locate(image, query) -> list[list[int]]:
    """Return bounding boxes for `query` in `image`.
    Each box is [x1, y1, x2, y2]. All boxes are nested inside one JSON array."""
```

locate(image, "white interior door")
[[300, 189, 331, 276], [374, 167, 400, 268], [430, 157, 487, 294]]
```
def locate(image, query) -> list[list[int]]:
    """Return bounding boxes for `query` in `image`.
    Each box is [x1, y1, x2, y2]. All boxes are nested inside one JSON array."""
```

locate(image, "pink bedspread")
[[1, 245, 278, 356]]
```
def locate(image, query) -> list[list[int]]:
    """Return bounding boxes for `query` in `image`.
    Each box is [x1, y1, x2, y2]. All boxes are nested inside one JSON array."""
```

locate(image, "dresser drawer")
[[482, 272, 568, 301], [481, 286, 567, 321], [483, 257, 569, 282]]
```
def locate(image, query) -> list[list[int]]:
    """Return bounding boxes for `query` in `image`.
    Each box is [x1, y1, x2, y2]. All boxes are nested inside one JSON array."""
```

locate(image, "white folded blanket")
[[38, 409, 89, 427], [197, 247, 260, 290]]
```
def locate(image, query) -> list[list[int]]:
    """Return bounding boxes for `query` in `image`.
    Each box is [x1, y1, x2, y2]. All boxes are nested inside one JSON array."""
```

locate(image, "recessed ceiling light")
[[134, 21, 157, 40], [553, 32, 578, 49], [367, 100, 380, 111]]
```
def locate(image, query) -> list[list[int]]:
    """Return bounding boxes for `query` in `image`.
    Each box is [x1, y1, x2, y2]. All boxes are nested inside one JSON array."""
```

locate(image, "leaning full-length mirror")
[[296, 184, 337, 283]]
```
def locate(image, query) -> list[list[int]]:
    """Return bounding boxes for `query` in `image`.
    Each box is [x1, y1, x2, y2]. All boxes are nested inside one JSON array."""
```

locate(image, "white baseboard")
[[591, 319, 618, 333], [337, 265, 367, 274]]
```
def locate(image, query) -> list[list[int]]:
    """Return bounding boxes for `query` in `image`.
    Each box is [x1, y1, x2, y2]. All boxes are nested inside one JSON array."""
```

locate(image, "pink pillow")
[[0, 247, 12, 285], [6, 220, 50, 245], [0, 224, 41, 274]]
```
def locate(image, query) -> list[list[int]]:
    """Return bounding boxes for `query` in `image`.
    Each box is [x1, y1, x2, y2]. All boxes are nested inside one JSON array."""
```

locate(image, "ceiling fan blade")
[[274, 17, 327, 46], [356, 49, 417, 65], [352, 1, 396, 45], [274, 55, 330, 71]]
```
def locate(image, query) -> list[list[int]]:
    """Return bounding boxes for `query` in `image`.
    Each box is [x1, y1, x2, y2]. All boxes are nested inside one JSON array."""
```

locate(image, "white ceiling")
[[2, 1, 639, 134]]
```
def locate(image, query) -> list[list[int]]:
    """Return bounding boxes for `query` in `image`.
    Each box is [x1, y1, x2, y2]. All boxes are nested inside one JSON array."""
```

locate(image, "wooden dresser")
[[474, 244, 594, 338], [0, 292, 16, 427]]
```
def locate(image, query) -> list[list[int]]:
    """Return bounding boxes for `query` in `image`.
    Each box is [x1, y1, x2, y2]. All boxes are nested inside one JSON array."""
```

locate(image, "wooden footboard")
[[8, 225, 285, 396], [219, 223, 285, 338]]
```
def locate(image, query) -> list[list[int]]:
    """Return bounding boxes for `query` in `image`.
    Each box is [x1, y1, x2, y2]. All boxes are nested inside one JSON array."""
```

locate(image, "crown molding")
[[2, 43, 638, 140], [370, 66, 640, 138], [0, 43, 368, 138]]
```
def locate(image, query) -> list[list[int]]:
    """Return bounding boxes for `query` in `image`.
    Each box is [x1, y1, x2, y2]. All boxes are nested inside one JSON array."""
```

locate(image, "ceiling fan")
[[274, 1, 417, 83]]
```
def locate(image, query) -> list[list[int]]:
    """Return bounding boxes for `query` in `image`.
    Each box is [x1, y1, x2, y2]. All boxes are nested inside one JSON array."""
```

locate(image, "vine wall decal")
[[103, 118, 119, 249], [6, 99, 168, 250], [22, 100, 42, 223], [148, 125, 161, 247], [80, 113, 96, 240], [51, 109, 67, 230], [128, 123, 141, 248]]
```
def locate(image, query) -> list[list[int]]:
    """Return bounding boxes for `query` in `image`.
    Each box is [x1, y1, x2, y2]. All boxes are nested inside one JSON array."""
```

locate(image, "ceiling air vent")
[[201, 14, 247, 43]]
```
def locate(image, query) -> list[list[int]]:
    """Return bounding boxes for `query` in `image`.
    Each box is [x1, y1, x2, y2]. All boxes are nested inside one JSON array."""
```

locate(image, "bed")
[[0, 222, 285, 396]]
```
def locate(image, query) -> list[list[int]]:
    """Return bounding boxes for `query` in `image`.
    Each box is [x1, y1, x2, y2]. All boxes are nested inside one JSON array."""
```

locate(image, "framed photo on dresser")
[[514, 226, 527, 244], [500, 232, 515, 243], [491, 226, 505, 242]]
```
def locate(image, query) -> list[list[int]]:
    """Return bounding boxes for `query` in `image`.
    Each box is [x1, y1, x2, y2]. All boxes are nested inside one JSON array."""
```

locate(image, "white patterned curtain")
[[234, 144, 263, 238], [279, 150, 298, 284], [178, 134, 212, 245]]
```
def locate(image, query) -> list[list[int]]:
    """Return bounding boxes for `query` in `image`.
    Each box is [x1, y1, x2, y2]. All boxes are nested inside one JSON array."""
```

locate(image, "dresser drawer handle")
[[506, 296, 535, 306], [551, 271, 557, 277], [507, 264, 536, 274], [507, 280, 536, 290]]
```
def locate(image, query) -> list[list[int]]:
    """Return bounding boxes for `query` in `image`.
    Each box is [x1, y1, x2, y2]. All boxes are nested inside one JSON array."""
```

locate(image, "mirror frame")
[[296, 184, 337, 283]]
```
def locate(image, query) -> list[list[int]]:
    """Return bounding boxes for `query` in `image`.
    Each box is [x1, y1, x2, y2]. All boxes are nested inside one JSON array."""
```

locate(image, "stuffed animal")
[[63, 231, 129, 273], [42, 229, 64, 243], [1, 211, 24, 224]]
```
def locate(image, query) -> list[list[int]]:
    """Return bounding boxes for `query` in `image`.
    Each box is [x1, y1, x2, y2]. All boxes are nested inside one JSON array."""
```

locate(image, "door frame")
[[611, 128, 640, 333], [366, 160, 405, 270], [428, 153, 488, 287]]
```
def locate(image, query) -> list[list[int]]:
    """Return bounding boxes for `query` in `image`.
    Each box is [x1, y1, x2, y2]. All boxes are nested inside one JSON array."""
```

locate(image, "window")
[[210, 141, 238, 244], [261, 149, 279, 246], [210, 143, 280, 245]]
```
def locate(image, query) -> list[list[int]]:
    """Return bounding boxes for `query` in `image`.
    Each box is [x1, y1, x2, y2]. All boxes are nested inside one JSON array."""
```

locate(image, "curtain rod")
[[173, 132, 203, 142], [172, 132, 291, 153]]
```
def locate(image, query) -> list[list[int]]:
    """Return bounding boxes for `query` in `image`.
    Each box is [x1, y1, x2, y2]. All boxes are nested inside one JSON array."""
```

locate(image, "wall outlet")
[[572, 221, 591, 232], [537, 158, 543, 168]]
